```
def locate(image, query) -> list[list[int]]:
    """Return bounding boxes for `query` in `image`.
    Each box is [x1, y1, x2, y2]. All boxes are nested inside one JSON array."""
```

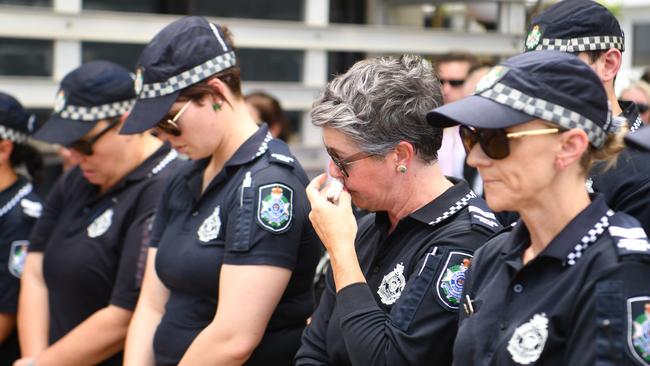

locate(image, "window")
[[0, 0, 51, 6], [239, 49, 303, 82], [633, 23, 650, 66], [327, 52, 365, 81], [0, 38, 52, 76], [192, 0, 303, 21], [82, 42, 143, 71]]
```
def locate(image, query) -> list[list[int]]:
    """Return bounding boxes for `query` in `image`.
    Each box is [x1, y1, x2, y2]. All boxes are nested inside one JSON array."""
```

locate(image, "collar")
[[409, 178, 476, 227], [619, 100, 644, 133], [123, 143, 177, 183], [0, 176, 33, 218]]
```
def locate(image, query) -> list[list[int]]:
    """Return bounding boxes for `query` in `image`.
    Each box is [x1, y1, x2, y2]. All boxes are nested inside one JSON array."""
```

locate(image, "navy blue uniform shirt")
[[28, 145, 178, 366], [0, 176, 41, 364], [295, 179, 502, 366], [150, 125, 321, 366], [454, 194, 650, 365]]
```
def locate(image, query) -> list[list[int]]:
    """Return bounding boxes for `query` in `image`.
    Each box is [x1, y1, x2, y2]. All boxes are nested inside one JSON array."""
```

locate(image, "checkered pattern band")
[[58, 99, 134, 122], [138, 51, 236, 99], [0, 125, 28, 143], [566, 210, 614, 266], [630, 115, 643, 133], [533, 35, 624, 52], [479, 82, 608, 148], [428, 191, 477, 226]]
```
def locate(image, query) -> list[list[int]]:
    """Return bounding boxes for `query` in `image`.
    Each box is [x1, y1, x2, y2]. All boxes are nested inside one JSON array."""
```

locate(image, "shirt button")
[[372, 266, 380, 274], [513, 284, 524, 293], [192, 211, 199, 217], [499, 321, 508, 330]]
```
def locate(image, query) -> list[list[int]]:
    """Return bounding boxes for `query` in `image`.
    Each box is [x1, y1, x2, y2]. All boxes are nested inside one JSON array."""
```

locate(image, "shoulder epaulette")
[[608, 212, 650, 257], [266, 139, 296, 168], [467, 196, 502, 233]]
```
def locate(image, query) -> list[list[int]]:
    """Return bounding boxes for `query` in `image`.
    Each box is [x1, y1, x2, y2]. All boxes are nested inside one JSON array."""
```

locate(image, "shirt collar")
[[409, 178, 476, 227]]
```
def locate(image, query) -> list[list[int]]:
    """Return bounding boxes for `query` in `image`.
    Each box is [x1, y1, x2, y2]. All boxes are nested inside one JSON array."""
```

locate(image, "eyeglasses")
[[459, 125, 560, 160], [68, 118, 120, 156], [440, 78, 466, 88], [155, 100, 193, 137], [325, 146, 374, 177], [621, 100, 649, 114]]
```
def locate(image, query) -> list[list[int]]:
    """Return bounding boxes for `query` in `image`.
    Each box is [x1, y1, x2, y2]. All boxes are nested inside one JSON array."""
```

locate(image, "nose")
[[67, 148, 86, 165], [328, 159, 345, 179], [152, 129, 172, 142], [466, 143, 491, 169]]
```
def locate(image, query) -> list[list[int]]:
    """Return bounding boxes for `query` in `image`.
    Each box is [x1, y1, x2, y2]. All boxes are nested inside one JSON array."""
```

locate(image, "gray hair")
[[311, 55, 444, 162]]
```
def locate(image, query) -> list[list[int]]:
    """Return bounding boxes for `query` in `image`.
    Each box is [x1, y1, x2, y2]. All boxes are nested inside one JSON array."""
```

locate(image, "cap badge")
[[526, 25, 542, 51], [53, 90, 66, 114], [474, 66, 509, 94], [134, 67, 144, 96]]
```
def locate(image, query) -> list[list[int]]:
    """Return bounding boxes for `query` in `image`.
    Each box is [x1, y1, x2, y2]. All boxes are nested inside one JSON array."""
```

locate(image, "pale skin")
[[15, 118, 162, 366], [125, 78, 294, 366], [0, 140, 18, 345], [577, 49, 623, 116], [466, 119, 591, 264]]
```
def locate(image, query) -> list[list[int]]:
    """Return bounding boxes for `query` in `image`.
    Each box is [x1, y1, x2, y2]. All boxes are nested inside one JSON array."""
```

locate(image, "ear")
[[0, 140, 14, 164], [205, 77, 231, 105], [600, 48, 622, 84], [555, 129, 589, 171], [392, 141, 415, 167]]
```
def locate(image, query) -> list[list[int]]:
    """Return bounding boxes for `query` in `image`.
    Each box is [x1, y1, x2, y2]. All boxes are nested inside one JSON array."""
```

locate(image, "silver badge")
[[198, 206, 221, 243], [474, 65, 509, 94], [53, 90, 66, 114], [8, 240, 29, 278], [134, 67, 144, 96], [507, 313, 549, 365], [87, 208, 114, 238], [377, 262, 406, 305]]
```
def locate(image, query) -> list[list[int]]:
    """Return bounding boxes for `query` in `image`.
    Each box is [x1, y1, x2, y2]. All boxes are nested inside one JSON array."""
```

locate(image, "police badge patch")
[[507, 313, 549, 365], [378, 262, 406, 305], [526, 24, 542, 51], [198, 206, 221, 243], [87, 208, 114, 238], [257, 183, 293, 233], [627, 296, 650, 364], [435, 251, 472, 309], [474, 66, 509, 94], [134, 67, 144, 96], [53, 89, 66, 114], [8, 240, 29, 278]]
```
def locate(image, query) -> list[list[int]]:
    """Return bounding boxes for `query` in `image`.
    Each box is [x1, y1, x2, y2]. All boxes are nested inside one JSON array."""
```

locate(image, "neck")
[[387, 163, 454, 230], [606, 82, 623, 116], [99, 134, 163, 193], [0, 164, 18, 192]]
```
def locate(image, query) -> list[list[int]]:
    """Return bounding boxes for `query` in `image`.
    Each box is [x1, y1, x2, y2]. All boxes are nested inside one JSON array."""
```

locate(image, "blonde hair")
[[580, 123, 628, 174]]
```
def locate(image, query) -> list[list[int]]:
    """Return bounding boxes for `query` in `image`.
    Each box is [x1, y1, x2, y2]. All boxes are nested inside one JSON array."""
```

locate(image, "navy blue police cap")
[[120, 16, 236, 135], [426, 51, 613, 148], [625, 126, 650, 151], [33, 60, 135, 146], [524, 0, 624, 53], [0, 92, 38, 143]]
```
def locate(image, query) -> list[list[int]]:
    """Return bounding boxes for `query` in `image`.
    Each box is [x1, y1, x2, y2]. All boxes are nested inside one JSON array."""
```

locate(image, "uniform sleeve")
[[28, 173, 67, 252], [222, 166, 309, 270], [335, 230, 487, 366], [109, 180, 165, 310]]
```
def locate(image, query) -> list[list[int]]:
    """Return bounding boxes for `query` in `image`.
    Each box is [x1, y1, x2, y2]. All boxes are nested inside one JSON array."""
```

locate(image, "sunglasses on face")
[[68, 118, 120, 156], [325, 146, 374, 177], [459, 125, 561, 160], [155, 99, 193, 137], [440, 78, 466, 88], [621, 100, 650, 114]]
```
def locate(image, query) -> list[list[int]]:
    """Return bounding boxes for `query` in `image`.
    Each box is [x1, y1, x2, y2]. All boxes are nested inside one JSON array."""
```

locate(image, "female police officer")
[[295, 55, 501, 365], [0, 92, 42, 364], [120, 17, 320, 365], [16, 60, 178, 366], [427, 51, 650, 365]]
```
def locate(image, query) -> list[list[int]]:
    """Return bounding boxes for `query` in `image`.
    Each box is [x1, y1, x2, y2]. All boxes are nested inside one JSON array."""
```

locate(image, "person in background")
[[16, 60, 178, 366], [245, 91, 291, 142], [620, 81, 650, 125], [121, 17, 320, 366], [295, 55, 501, 365], [0, 92, 43, 365], [428, 50, 650, 365]]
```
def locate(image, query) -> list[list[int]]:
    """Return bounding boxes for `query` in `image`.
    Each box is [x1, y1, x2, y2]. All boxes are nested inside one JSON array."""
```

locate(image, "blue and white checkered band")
[[429, 191, 477, 226], [137, 51, 237, 99], [479, 82, 608, 148], [533, 35, 625, 52], [0, 125, 28, 143], [58, 99, 135, 122], [630, 115, 643, 133]]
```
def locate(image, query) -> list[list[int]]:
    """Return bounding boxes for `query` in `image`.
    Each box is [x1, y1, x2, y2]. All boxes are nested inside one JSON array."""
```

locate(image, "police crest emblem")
[[8, 240, 28, 278], [436, 251, 472, 309], [87, 208, 114, 238], [526, 24, 542, 51], [134, 67, 144, 96], [257, 183, 293, 232], [53, 89, 66, 114], [198, 206, 221, 243], [507, 313, 549, 365], [474, 66, 509, 94], [377, 262, 406, 305], [627, 296, 650, 364]]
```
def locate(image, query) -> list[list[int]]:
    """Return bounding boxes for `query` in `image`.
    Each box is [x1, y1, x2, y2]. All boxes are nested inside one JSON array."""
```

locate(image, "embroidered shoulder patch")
[[378, 262, 406, 305], [8, 240, 29, 278], [507, 313, 549, 365], [87, 208, 114, 238], [435, 251, 472, 309], [198, 206, 221, 243], [257, 183, 293, 232], [525, 24, 542, 51], [627, 296, 650, 364]]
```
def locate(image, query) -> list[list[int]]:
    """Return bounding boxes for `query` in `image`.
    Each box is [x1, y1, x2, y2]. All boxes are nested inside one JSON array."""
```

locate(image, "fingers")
[[306, 173, 328, 204]]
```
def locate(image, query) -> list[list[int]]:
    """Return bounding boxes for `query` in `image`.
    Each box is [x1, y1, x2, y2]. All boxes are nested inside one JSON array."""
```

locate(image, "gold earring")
[[397, 165, 407, 173]]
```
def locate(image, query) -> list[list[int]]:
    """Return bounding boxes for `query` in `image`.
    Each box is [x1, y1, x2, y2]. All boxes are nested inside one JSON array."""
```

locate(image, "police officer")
[[0, 93, 42, 365], [524, 0, 650, 232], [626, 125, 650, 152], [120, 17, 320, 366], [296, 55, 501, 366], [427, 50, 650, 365], [16, 61, 178, 366]]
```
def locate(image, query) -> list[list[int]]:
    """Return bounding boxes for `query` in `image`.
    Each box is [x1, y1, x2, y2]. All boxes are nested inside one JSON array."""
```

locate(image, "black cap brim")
[[427, 95, 536, 129], [120, 91, 179, 135], [625, 126, 650, 151], [32, 115, 98, 146]]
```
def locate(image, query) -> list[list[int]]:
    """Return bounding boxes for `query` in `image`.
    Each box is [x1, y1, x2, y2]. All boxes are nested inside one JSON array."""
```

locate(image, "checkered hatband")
[[138, 51, 236, 99], [58, 99, 134, 122], [0, 125, 28, 143], [479, 83, 608, 148], [533, 35, 624, 52]]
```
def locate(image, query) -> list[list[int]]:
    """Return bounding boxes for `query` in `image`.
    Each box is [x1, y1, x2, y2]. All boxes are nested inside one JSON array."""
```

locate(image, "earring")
[[212, 103, 221, 111], [397, 165, 407, 173]]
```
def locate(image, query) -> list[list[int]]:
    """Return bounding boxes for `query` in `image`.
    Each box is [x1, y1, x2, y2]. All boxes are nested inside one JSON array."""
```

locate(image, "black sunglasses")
[[440, 78, 466, 87], [68, 118, 120, 156], [154, 99, 193, 137], [459, 125, 560, 160], [621, 100, 649, 114], [325, 146, 374, 177]]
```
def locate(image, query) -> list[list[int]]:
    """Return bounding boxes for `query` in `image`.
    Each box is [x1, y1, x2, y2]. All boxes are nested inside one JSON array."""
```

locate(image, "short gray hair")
[[311, 55, 444, 162]]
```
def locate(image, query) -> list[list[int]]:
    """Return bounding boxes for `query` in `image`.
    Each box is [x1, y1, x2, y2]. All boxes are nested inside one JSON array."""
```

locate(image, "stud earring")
[[212, 103, 221, 111], [397, 165, 407, 173]]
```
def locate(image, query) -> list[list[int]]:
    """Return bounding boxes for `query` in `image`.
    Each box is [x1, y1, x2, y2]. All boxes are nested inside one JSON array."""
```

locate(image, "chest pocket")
[[230, 174, 255, 252]]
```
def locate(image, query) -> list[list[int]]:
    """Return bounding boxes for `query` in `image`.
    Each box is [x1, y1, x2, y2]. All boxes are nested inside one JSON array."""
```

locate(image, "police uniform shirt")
[[150, 125, 321, 366], [28, 145, 178, 366], [0, 176, 41, 364], [454, 194, 650, 365], [295, 179, 502, 366]]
